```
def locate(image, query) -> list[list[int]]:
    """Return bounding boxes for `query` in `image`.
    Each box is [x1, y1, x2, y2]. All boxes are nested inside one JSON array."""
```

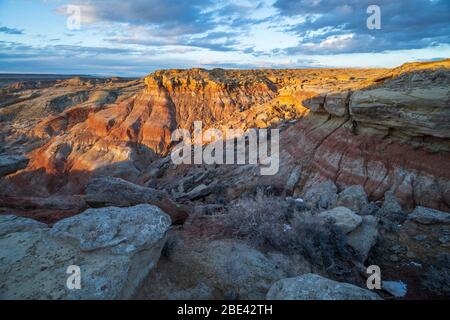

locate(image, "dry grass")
[[224, 191, 355, 276]]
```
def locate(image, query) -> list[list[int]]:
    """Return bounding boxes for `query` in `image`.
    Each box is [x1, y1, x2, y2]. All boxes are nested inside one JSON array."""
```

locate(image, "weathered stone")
[[378, 190, 405, 222], [350, 71, 450, 139], [50, 205, 171, 254], [286, 197, 307, 211], [337, 185, 369, 212], [285, 165, 302, 195], [318, 206, 362, 234], [324, 91, 350, 117], [139, 239, 286, 300], [303, 94, 327, 113], [0, 205, 171, 300], [347, 215, 379, 261], [85, 176, 188, 225], [267, 274, 381, 300], [177, 182, 216, 201], [0, 155, 28, 177], [303, 180, 338, 210], [0, 214, 47, 237], [408, 206, 450, 225]]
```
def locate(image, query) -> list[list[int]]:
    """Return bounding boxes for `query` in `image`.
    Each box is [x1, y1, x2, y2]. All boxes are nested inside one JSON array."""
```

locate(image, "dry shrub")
[[224, 191, 355, 276]]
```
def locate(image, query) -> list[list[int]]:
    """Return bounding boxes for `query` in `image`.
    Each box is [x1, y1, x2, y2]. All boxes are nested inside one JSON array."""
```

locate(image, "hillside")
[[0, 59, 449, 299]]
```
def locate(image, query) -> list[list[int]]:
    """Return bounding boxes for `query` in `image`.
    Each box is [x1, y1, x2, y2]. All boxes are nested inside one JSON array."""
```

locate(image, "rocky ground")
[[0, 59, 449, 299]]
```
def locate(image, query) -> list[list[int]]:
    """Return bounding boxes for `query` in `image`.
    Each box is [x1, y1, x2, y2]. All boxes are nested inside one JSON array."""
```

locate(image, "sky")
[[0, 0, 449, 76]]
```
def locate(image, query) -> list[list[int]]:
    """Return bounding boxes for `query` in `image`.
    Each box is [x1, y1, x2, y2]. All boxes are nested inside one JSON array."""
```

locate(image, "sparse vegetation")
[[224, 191, 355, 277]]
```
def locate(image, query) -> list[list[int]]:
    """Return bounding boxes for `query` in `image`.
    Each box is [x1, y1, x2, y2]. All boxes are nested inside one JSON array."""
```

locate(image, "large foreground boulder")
[[0, 204, 171, 299], [267, 274, 381, 300], [85, 176, 189, 224]]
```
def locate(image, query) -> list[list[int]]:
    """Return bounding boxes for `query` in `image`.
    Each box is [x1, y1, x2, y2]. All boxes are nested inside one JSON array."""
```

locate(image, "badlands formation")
[[0, 59, 449, 299]]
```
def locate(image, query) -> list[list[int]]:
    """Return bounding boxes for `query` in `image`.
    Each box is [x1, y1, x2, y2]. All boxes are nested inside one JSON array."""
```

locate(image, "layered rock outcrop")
[[350, 68, 450, 139], [0, 59, 449, 220]]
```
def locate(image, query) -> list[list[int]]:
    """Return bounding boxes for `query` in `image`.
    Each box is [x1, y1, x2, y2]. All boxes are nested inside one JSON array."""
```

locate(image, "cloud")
[[173, 31, 242, 52], [3, 0, 449, 76], [0, 40, 186, 76], [57, 0, 216, 36], [0, 26, 24, 35], [107, 29, 241, 52], [56, 0, 449, 56], [56, 0, 270, 53], [273, 0, 450, 54]]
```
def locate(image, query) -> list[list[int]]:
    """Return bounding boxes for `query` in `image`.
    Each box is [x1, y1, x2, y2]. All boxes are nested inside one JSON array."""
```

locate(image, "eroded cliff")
[[0, 60, 449, 217]]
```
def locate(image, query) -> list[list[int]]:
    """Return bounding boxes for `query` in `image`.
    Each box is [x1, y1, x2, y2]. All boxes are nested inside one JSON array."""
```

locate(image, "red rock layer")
[[281, 114, 450, 211], [1, 62, 449, 213]]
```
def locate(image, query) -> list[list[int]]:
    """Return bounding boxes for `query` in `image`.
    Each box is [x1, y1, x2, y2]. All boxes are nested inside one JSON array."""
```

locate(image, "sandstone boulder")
[[0, 205, 171, 299], [0, 155, 28, 177], [303, 180, 338, 210], [347, 215, 379, 261], [378, 190, 404, 222], [337, 185, 369, 212], [85, 176, 188, 225], [407, 206, 450, 225], [267, 274, 381, 300], [318, 207, 362, 234], [284, 165, 302, 196]]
